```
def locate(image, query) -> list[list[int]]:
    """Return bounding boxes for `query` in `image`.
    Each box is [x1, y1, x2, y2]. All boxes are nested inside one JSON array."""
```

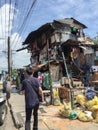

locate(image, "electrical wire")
[[4, 0, 7, 52], [20, 0, 38, 39], [13, 0, 26, 33], [19, 0, 37, 33], [11, 0, 31, 49], [0, 0, 7, 59], [10, 0, 35, 66], [12, 0, 37, 49], [0, 1, 4, 39], [8, 0, 11, 36], [10, 0, 17, 35]]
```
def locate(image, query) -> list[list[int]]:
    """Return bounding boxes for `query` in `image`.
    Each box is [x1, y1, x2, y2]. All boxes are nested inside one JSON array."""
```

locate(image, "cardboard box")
[[58, 87, 74, 101]]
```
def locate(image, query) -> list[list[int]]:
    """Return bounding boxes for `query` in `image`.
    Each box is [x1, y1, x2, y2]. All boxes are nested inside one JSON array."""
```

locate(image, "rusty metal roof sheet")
[[23, 18, 87, 45]]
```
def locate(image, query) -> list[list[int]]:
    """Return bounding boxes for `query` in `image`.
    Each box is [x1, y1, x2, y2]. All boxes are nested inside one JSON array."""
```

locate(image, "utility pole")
[[8, 36, 11, 77]]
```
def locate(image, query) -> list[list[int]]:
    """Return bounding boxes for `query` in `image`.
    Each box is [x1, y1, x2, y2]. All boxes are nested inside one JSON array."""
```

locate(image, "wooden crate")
[[58, 87, 74, 101]]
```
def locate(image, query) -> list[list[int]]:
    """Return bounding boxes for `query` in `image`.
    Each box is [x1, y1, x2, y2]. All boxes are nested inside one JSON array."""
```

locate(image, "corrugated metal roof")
[[55, 17, 87, 28], [23, 23, 53, 45], [23, 18, 87, 46]]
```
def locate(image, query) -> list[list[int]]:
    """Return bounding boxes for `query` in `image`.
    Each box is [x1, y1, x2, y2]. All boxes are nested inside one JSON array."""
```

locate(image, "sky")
[[0, 0, 98, 70]]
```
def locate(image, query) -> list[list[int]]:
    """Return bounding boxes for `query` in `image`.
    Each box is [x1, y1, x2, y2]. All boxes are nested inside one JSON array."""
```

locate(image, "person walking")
[[21, 67, 44, 130]]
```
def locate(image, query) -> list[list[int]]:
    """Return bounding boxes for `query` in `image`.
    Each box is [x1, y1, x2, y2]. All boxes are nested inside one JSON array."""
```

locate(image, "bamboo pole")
[[59, 44, 74, 110]]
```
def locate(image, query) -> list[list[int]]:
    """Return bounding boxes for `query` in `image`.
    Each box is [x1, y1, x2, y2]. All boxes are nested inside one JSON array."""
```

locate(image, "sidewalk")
[[8, 87, 98, 130]]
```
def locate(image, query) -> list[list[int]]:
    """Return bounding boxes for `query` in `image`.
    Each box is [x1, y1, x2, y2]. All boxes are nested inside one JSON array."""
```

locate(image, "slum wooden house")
[[23, 18, 97, 90]]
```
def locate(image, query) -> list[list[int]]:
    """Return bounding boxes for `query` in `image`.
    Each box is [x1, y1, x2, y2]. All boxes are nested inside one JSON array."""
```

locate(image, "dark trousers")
[[25, 104, 39, 130]]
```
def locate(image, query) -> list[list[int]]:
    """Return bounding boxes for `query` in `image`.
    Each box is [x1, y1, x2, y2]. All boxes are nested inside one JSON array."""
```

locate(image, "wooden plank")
[[19, 121, 49, 130], [43, 119, 61, 130], [38, 120, 49, 130]]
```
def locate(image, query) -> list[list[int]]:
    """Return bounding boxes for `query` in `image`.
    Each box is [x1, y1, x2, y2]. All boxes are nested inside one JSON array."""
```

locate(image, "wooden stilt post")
[[47, 39, 53, 105]]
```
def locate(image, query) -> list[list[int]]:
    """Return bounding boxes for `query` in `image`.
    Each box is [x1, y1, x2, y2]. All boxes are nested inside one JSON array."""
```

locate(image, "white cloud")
[[13, 50, 30, 68], [0, 3, 30, 70], [34, 0, 98, 37], [0, 4, 12, 37], [1, 0, 98, 70], [10, 33, 30, 68]]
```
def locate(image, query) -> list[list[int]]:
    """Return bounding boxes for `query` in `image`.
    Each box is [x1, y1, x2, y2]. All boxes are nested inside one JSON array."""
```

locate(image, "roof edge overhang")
[[23, 23, 53, 45], [71, 17, 87, 29], [16, 45, 29, 52]]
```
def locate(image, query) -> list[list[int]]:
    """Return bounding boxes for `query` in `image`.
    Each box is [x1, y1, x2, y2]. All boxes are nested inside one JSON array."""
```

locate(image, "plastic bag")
[[78, 111, 93, 122], [53, 98, 61, 106], [76, 94, 86, 108], [85, 88, 96, 100], [69, 110, 78, 120]]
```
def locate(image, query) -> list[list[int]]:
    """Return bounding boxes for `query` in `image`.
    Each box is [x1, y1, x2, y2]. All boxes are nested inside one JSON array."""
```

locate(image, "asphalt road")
[[0, 103, 17, 130]]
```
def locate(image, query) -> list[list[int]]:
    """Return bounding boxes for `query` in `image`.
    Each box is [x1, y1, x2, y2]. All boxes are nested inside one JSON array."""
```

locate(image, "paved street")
[[0, 102, 17, 130], [0, 1, 98, 130], [7, 87, 98, 130]]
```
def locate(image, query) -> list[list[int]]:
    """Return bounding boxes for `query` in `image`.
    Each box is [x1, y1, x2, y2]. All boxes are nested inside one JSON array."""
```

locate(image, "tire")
[[0, 104, 7, 125]]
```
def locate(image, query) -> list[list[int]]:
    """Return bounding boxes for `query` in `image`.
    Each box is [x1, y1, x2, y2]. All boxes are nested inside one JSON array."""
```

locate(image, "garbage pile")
[[59, 88, 98, 123]]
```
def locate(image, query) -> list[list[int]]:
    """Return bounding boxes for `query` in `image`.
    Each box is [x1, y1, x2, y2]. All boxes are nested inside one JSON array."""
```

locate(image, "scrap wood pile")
[[59, 87, 98, 123]]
